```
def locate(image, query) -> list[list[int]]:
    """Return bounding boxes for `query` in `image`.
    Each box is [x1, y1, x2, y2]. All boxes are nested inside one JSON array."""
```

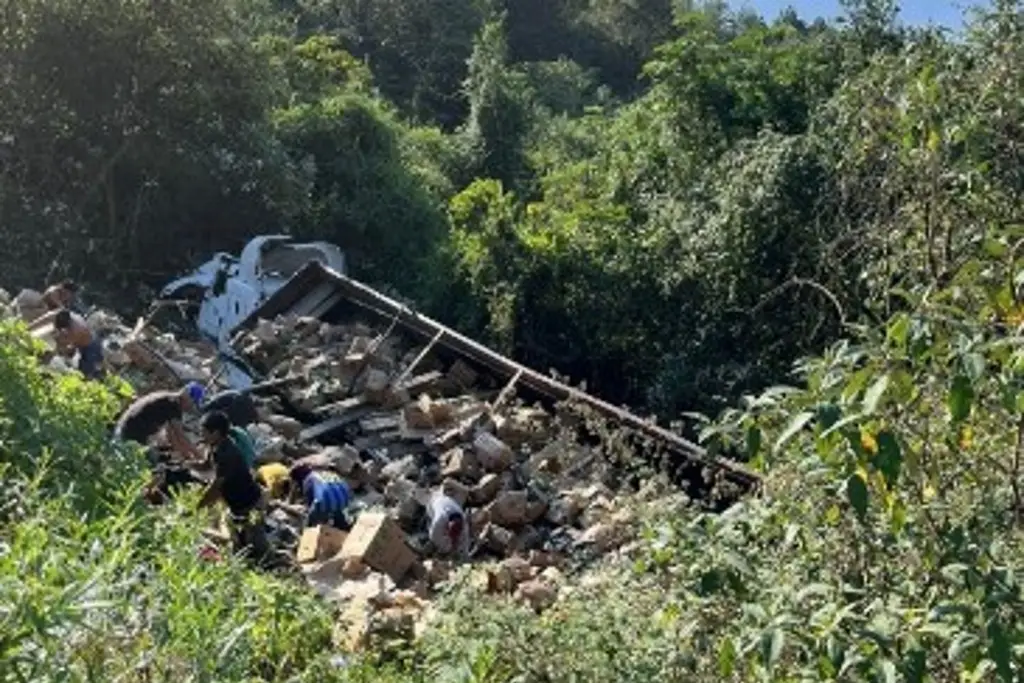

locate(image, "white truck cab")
[[159, 235, 347, 388]]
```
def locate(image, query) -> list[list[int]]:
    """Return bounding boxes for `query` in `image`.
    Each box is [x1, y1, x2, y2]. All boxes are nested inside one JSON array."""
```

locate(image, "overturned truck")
[[189, 260, 760, 515]]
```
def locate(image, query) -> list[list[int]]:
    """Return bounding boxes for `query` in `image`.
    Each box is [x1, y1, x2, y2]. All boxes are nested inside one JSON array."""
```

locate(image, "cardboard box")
[[297, 525, 349, 564], [339, 512, 416, 582]]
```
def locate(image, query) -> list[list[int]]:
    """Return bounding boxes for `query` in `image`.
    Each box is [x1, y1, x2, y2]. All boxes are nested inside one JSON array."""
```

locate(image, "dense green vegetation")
[[5, 0, 1024, 680], [3, 0, 990, 420]]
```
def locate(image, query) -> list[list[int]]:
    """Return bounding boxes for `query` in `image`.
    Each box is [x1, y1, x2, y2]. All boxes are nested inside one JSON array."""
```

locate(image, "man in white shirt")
[[426, 490, 471, 559]]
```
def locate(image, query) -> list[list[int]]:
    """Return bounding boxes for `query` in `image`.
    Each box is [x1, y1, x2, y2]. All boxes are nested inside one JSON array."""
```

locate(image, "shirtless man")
[[30, 280, 85, 329], [53, 309, 105, 380], [114, 383, 205, 462], [42, 280, 80, 311]]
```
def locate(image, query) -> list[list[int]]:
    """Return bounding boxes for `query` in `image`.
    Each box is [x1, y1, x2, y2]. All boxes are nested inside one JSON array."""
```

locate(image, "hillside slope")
[[4, 247, 1024, 681]]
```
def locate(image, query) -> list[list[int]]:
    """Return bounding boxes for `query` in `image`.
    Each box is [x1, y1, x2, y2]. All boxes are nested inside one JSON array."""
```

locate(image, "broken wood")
[[389, 370, 442, 404], [313, 395, 367, 416], [360, 414, 400, 432], [239, 374, 304, 395], [345, 312, 402, 395], [391, 329, 444, 388], [491, 368, 523, 413], [237, 262, 761, 490], [299, 405, 376, 442]]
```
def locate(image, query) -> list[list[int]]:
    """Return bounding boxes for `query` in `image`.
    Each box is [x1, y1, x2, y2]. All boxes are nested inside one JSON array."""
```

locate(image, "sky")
[[734, 0, 991, 31]]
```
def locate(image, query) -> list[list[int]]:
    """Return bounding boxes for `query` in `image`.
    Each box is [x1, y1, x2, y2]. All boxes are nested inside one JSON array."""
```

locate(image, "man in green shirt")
[[229, 424, 257, 470]]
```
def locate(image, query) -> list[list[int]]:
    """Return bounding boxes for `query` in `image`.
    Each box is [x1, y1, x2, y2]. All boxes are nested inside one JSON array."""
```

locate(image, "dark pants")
[[146, 464, 206, 504], [306, 504, 351, 531], [229, 507, 271, 562], [78, 339, 105, 380]]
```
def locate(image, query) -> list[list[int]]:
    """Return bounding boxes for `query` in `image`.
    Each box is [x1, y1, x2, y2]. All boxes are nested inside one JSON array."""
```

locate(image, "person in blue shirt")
[[289, 463, 354, 531]]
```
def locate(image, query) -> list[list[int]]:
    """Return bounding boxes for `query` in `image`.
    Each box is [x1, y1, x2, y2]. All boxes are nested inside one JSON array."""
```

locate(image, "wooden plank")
[[395, 370, 442, 395], [344, 312, 402, 395], [359, 414, 401, 432], [391, 329, 444, 387], [491, 368, 523, 413], [236, 374, 303, 395], [299, 405, 375, 442], [313, 395, 367, 416]]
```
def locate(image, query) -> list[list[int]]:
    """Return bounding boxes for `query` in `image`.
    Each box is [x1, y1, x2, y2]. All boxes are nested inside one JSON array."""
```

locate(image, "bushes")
[[0, 322, 338, 681]]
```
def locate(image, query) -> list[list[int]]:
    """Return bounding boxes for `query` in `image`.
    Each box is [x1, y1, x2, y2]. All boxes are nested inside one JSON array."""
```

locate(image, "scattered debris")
[[0, 262, 760, 658]]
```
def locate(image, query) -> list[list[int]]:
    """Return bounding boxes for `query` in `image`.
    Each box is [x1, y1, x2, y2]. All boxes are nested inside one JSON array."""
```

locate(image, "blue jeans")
[[78, 339, 105, 380]]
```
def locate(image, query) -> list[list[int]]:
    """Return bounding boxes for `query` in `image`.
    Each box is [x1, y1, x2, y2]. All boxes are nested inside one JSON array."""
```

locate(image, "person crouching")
[[197, 410, 269, 561], [53, 309, 105, 380], [426, 490, 471, 559], [289, 464, 354, 531]]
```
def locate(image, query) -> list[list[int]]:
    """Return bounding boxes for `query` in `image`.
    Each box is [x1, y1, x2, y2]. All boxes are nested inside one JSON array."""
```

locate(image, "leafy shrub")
[[0, 323, 340, 682]]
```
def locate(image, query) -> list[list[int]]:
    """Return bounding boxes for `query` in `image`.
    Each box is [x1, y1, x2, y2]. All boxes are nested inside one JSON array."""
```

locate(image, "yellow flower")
[[860, 430, 878, 455], [1006, 307, 1024, 326], [958, 425, 973, 450]]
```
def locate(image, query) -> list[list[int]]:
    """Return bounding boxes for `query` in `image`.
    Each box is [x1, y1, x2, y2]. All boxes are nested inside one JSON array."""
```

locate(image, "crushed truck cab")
[[159, 235, 347, 387]]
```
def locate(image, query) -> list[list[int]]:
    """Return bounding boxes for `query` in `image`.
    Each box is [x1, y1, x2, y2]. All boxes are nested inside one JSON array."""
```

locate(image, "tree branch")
[[748, 276, 848, 328]]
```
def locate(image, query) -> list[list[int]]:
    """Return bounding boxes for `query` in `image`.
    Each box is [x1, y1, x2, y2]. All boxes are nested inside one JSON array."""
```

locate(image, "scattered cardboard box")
[[339, 512, 416, 582], [297, 525, 349, 564]]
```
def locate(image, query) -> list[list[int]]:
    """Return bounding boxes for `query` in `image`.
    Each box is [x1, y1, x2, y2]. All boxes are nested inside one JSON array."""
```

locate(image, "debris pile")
[[1, 286, 650, 652], [234, 313, 644, 640]]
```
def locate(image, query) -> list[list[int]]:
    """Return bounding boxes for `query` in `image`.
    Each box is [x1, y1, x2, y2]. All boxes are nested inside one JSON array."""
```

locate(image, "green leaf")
[[796, 583, 831, 600], [846, 474, 869, 520], [889, 498, 907, 534], [872, 430, 902, 487], [903, 648, 927, 683], [961, 353, 985, 382], [774, 411, 814, 453], [825, 504, 841, 524], [820, 412, 867, 439], [862, 375, 889, 414], [890, 369, 917, 402], [717, 637, 737, 676], [816, 403, 842, 430], [816, 654, 837, 678], [761, 628, 784, 669], [986, 618, 1012, 681], [745, 425, 762, 459], [948, 633, 979, 663], [887, 313, 911, 348], [939, 563, 969, 585], [843, 368, 873, 400], [948, 375, 974, 423], [983, 237, 1009, 258]]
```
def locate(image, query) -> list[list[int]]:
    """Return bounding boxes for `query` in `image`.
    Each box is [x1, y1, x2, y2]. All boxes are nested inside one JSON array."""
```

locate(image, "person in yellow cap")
[[256, 462, 291, 500]]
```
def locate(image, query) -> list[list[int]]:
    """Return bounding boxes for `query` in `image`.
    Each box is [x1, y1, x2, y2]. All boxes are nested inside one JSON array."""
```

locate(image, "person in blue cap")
[[113, 382, 207, 462], [288, 463, 354, 530]]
